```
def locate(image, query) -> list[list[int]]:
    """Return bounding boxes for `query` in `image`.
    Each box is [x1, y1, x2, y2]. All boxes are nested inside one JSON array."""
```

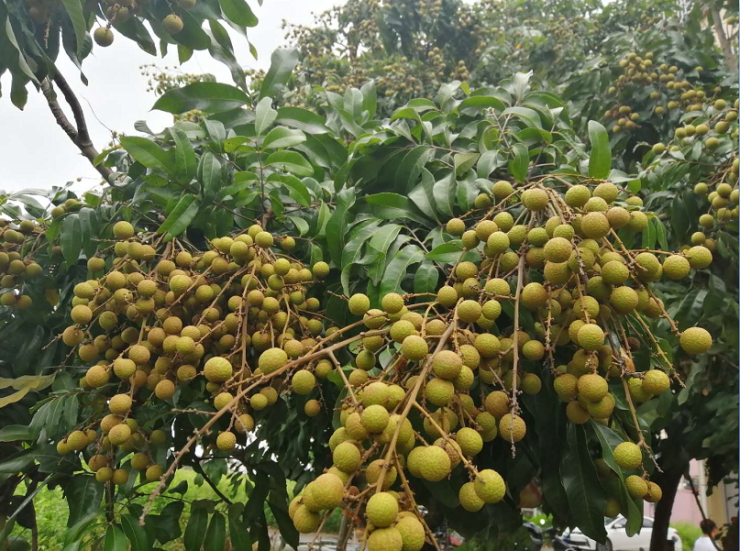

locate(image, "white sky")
[[0, 0, 343, 194]]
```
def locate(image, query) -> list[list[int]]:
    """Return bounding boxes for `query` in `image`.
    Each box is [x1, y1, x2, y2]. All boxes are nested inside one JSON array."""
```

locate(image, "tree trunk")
[[711, 8, 739, 72], [336, 515, 351, 551], [650, 461, 686, 551]]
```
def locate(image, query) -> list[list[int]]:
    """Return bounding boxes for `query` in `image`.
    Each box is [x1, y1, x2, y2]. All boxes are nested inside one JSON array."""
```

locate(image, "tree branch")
[[711, 9, 738, 72], [40, 71, 115, 184]]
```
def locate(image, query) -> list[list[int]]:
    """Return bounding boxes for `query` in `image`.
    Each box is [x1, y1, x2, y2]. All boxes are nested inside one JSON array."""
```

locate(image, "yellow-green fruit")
[[521, 373, 542, 395], [613, 442, 642, 470], [361, 404, 390, 433], [112, 469, 129, 485], [601, 260, 628, 285], [432, 350, 462, 380], [425, 378, 454, 406], [108, 424, 132, 446], [66, 430, 88, 451], [565, 185, 591, 207], [333, 441, 362, 473], [312, 261, 330, 278], [642, 370, 670, 395], [109, 393, 132, 414], [679, 327, 712, 355], [418, 445, 451, 482], [131, 453, 150, 471], [396, 516, 425, 551], [310, 473, 344, 509], [293, 505, 321, 533], [687, 246, 712, 269], [554, 373, 578, 400], [473, 332, 501, 359], [96, 467, 114, 483], [482, 300, 502, 320], [625, 475, 648, 499], [436, 286, 458, 307], [522, 188, 549, 211], [605, 498, 621, 518], [71, 305, 93, 325], [587, 394, 615, 419], [522, 340, 544, 361], [577, 374, 608, 402], [258, 348, 288, 374], [521, 282, 548, 310], [610, 286, 639, 315], [474, 469, 506, 503], [607, 207, 631, 229], [498, 414, 526, 443], [459, 481, 485, 512], [485, 391, 510, 417], [492, 180, 514, 200], [113, 358, 136, 379], [446, 218, 466, 235], [145, 465, 163, 481], [402, 336, 428, 361], [368, 528, 403, 551], [457, 300, 482, 323], [456, 427, 483, 456], [578, 324, 605, 351], [566, 401, 591, 424], [292, 370, 316, 395], [486, 231, 510, 254], [154, 379, 175, 400], [581, 212, 610, 239], [86, 365, 109, 388], [113, 221, 134, 239], [204, 357, 233, 382], [217, 431, 237, 451], [645, 482, 663, 503], [348, 293, 370, 316], [381, 292, 405, 314], [544, 237, 573, 263], [366, 492, 398, 528]]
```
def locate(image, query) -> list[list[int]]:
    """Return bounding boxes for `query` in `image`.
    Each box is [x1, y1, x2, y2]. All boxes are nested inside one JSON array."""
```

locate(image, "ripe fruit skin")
[[368, 528, 403, 551], [642, 370, 670, 395], [474, 469, 506, 503], [554, 373, 578, 401], [459, 481, 485, 512], [456, 427, 483, 456], [566, 401, 591, 424], [293, 505, 320, 533], [522, 188, 548, 211], [348, 293, 370, 316], [424, 378, 454, 406], [113, 221, 134, 239], [361, 404, 390, 433], [333, 441, 362, 473], [381, 292, 405, 314], [310, 473, 344, 509], [109, 393, 132, 415], [498, 414, 526, 443], [108, 424, 131, 446], [581, 212, 610, 239], [163, 13, 184, 33], [432, 350, 462, 379], [419, 446, 451, 481], [614, 442, 642, 470], [645, 481, 662, 502], [577, 374, 608, 402], [679, 327, 712, 355], [292, 370, 315, 395], [154, 379, 175, 400], [402, 335, 428, 361], [625, 475, 648, 499], [366, 492, 398, 527], [544, 237, 573, 263], [217, 431, 237, 451], [457, 300, 482, 323], [396, 516, 425, 551]]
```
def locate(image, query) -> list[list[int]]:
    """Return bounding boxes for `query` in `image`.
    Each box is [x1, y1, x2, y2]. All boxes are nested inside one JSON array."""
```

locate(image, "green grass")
[[8, 468, 310, 550], [672, 521, 703, 551]]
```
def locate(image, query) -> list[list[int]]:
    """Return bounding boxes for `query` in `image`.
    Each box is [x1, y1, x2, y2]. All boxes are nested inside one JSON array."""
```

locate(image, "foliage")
[[672, 521, 703, 551]]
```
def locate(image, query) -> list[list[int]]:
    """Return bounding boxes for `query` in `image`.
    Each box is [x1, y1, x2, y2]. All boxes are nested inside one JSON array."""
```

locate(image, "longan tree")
[[0, 66, 730, 551]]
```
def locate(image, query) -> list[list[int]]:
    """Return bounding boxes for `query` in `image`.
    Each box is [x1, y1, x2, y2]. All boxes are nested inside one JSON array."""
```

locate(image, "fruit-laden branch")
[[40, 71, 114, 183]]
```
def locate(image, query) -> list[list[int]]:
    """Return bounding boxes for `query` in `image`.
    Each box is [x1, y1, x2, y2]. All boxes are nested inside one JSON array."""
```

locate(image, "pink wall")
[[644, 460, 704, 523]]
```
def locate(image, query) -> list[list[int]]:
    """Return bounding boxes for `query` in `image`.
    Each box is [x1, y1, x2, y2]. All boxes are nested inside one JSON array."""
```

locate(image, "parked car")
[[556, 516, 682, 551]]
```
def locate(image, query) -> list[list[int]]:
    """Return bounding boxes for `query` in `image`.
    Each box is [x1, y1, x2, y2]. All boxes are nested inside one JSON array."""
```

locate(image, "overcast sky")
[[0, 0, 343, 194]]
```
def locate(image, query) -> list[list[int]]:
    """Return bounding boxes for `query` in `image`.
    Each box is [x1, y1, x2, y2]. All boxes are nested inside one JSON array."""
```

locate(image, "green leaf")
[[458, 95, 506, 111], [562, 424, 607, 542], [361, 80, 377, 120], [327, 189, 356, 266], [502, 106, 542, 129], [66, 475, 104, 527], [184, 505, 208, 551], [228, 507, 251, 551], [170, 127, 197, 183], [153, 83, 249, 114], [151, 502, 184, 544], [198, 153, 221, 199], [276, 107, 329, 134], [254, 97, 277, 136], [433, 173, 456, 217], [203, 512, 226, 551], [587, 120, 611, 179], [454, 152, 479, 176], [395, 146, 432, 192], [0, 425, 40, 442], [121, 514, 150, 551], [60, 214, 82, 264], [104, 525, 127, 551], [379, 245, 425, 296], [157, 194, 200, 239], [262, 127, 306, 150], [413, 262, 439, 294], [508, 143, 529, 183], [265, 151, 313, 176], [259, 48, 299, 101], [120, 137, 176, 175], [219, 0, 257, 27], [425, 241, 464, 263], [60, 0, 86, 58], [266, 173, 311, 207]]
